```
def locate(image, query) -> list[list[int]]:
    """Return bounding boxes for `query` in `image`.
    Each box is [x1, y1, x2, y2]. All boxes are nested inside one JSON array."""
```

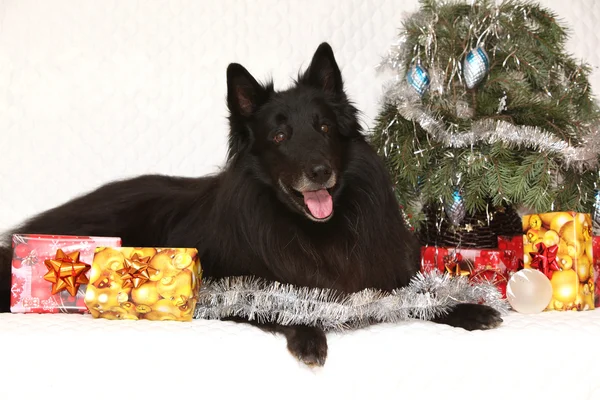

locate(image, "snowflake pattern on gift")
[[421, 259, 435, 273], [41, 297, 59, 312], [10, 275, 26, 304], [49, 239, 63, 252], [21, 249, 39, 268], [486, 251, 501, 265], [22, 297, 40, 308]]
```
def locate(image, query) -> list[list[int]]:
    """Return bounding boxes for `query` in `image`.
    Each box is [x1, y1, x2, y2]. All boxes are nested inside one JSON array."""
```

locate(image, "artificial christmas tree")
[[372, 0, 600, 248]]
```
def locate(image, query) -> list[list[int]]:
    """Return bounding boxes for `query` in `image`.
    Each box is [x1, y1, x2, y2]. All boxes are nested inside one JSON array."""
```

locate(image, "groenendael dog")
[[0, 43, 501, 366]]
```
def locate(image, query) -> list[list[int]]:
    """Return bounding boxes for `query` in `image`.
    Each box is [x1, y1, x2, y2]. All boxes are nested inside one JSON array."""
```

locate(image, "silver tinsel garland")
[[194, 271, 509, 331], [379, 79, 600, 171]]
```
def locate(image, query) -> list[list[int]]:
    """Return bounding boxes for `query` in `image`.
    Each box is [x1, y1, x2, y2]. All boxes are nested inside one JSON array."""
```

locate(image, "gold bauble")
[[173, 251, 193, 270], [144, 299, 181, 320], [529, 214, 543, 229], [131, 281, 160, 306], [576, 257, 591, 282], [557, 239, 569, 256], [90, 248, 125, 282], [543, 230, 560, 247], [585, 240, 594, 260], [546, 212, 573, 234], [85, 284, 123, 311], [575, 213, 593, 242], [554, 299, 564, 310], [557, 254, 573, 270], [157, 270, 193, 306], [135, 304, 152, 314], [551, 269, 578, 305], [131, 247, 158, 259], [560, 220, 583, 244], [567, 241, 584, 259], [149, 250, 180, 278], [526, 228, 547, 244], [99, 311, 121, 320], [109, 306, 139, 320]]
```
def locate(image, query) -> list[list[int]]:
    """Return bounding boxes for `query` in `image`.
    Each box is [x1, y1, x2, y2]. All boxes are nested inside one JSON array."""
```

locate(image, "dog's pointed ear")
[[301, 42, 343, 94], [227, 63, 266, 117]]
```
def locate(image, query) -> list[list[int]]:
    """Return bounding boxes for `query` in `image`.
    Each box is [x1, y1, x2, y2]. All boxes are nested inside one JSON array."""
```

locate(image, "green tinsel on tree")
[[371, 0, 600, 241]]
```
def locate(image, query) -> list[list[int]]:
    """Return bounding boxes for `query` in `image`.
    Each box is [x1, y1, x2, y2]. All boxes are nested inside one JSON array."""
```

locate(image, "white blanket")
[[2, 310, 600, 400]]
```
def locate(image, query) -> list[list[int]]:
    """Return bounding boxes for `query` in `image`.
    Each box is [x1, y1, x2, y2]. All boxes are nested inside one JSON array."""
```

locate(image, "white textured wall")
[[1, 0, 599, 231]]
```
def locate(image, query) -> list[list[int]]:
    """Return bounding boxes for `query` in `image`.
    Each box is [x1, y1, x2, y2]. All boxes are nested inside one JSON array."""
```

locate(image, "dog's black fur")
[[0, 43, 501, 366]]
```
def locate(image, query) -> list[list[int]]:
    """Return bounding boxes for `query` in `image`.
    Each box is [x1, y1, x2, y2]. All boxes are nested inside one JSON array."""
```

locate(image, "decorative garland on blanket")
[[194, 271, 509, 331]]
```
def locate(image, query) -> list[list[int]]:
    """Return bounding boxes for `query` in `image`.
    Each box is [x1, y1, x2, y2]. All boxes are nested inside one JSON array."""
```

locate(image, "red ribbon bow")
[[529, 242, 560, 279]]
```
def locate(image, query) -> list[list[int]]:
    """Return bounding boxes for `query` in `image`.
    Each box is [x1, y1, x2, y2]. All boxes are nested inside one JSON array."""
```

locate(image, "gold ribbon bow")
[[43, 249, 90, 296], [117, 254, 157, 288]]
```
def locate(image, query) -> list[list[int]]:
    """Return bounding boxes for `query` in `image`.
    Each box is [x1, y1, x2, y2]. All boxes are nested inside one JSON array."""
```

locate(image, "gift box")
[[420, 246, 514, 297], [10, 234, 122, 313], [85, 247, 202, 321], [498, 235, 524, 271], [592, 236, 600, 307], [522, 212, 594, 311]]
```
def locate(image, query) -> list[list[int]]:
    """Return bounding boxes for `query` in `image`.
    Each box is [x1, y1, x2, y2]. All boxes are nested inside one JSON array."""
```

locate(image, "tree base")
[[417, 203, 522, 249]]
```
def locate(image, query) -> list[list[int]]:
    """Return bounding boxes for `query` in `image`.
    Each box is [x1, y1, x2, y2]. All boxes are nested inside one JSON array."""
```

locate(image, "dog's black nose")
[[310, 164, 332, 184]]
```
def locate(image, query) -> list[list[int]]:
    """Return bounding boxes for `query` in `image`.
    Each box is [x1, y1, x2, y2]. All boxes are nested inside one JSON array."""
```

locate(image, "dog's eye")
[[273, 132, 286, 143], [320, 124, 329, 133]]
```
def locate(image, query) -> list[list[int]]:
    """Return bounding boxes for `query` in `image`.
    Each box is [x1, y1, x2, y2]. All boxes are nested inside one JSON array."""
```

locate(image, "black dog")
[[0, 43, 501, 366]]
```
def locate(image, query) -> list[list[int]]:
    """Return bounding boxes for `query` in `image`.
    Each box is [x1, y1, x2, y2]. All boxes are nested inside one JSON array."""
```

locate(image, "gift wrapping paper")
[[85, 247, 202, 321], [10, 234, 122, 313]]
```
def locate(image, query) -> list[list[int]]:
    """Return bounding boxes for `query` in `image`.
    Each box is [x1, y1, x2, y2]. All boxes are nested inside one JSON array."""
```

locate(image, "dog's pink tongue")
[[302, 189, 333, 219]]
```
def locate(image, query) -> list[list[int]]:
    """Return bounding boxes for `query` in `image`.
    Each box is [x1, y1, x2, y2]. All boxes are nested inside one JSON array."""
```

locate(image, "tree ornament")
[[406, 61, 430, 96], [507, 269, 552, 314], [445, 189, 466, 226], [455, 99, 474, 119], [593, 190, 600, 232], [463, 46, 489, 89]]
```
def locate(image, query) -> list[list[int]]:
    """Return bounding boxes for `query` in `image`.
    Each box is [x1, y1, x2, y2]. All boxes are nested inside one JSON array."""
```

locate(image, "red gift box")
[[420, 246, 511, 297], [593, 236, 600, 307], [497, 235, 524, 272], [10, 234, 121, 313]]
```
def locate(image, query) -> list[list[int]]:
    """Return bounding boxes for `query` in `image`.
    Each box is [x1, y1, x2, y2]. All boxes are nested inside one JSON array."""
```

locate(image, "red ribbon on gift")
[[471, 262, 509, 297], [529, 242, 560, 279]]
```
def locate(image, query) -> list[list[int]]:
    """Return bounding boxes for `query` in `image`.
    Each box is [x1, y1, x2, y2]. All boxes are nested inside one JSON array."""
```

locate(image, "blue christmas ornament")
[[446, 189, 466, 226], [463, 46, 490, 89], [406, 62, 430, 96], [593, 190, 600, 230]]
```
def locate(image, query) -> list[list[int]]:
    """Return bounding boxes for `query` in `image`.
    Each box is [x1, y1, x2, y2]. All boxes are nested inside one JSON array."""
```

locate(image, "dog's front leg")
[[224, 317, 328, 366], [432, 303, 503, 330], [273, 324, 328, 367]]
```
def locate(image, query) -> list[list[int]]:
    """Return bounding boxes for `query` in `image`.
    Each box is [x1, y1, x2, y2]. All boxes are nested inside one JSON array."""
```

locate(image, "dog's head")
[[226, 43, 362, 222]]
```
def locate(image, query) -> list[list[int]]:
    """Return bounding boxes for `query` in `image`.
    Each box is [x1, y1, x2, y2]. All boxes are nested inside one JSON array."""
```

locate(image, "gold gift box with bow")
[[523, 211, 594, 311], [85, 247, 202, 321]]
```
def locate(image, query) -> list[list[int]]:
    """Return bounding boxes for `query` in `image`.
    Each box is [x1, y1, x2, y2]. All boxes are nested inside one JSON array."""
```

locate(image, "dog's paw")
[[433, 303, 503, 331], [286, 326, 328, 367]]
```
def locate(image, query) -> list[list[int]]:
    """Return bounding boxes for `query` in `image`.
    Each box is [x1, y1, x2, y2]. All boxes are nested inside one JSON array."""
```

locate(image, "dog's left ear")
[[301, 42, 343, 94]]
